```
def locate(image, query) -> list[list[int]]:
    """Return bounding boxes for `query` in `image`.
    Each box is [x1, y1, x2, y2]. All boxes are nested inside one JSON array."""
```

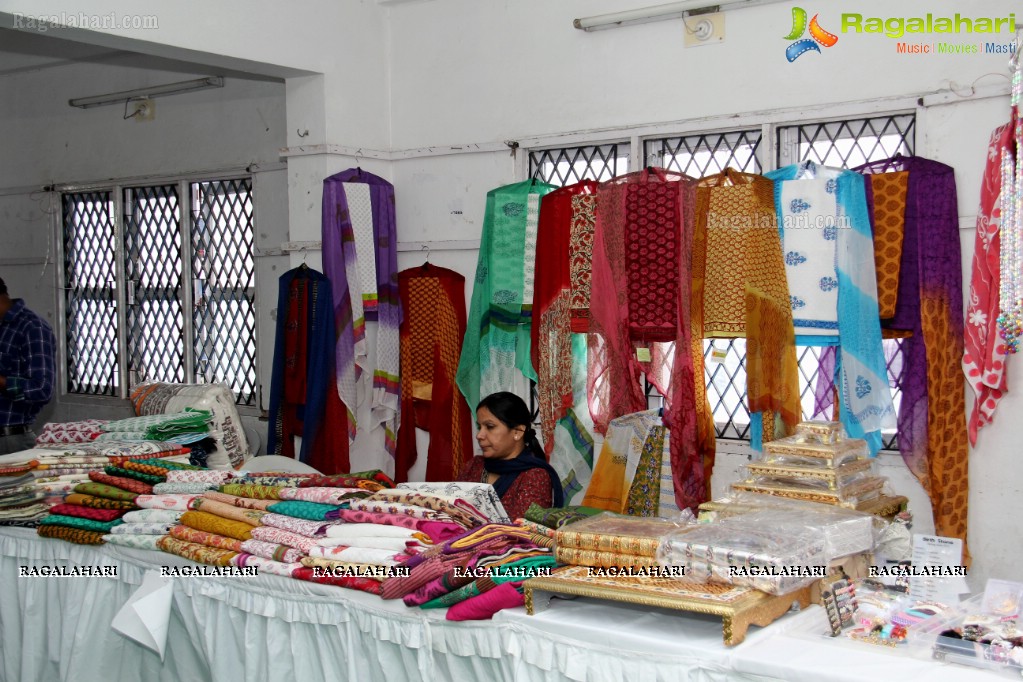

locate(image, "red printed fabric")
[[298, 475, 386, 492], [34, 420, 108, 445], [88, 471, 154, 495], [964, 122, 1014, 444], [587, 169, 703, 511], [530, 181, 598, 454], [624, 182, 681, 337], [48, 504, 126, 522], [292, 566, 384, 595]]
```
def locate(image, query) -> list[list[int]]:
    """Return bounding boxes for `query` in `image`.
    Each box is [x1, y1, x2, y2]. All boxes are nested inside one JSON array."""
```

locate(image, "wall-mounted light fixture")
[[69, 76, 224, 109], [573, 0, 787, 31]]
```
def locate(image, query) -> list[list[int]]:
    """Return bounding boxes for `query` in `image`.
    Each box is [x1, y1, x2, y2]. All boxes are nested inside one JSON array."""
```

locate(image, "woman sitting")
[[460, 392, 564, 520]]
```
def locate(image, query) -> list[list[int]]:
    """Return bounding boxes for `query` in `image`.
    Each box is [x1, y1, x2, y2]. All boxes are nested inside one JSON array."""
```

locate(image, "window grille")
[[529, 143, 629, 185], [61, 176, 257, 405], [190, 179, 257, 405], [62, 192, 119, 396]]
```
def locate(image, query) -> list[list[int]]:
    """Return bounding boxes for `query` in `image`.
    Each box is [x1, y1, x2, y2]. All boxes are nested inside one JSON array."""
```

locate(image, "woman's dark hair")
[[477, 392, 543, 457]]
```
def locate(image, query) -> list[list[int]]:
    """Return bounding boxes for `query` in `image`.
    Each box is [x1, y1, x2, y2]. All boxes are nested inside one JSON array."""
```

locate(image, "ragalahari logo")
[[784, 7, 838, 62]]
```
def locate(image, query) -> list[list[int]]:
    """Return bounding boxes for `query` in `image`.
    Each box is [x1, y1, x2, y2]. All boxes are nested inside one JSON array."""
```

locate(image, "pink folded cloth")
[[446, 582, 524, 621]]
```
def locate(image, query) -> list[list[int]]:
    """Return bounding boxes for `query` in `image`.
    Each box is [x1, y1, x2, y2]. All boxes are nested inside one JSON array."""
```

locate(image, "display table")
[[0, 528, 1001, 682]]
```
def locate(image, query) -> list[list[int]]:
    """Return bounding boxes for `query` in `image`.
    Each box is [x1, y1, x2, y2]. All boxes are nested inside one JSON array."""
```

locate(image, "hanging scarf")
[[587, 168, 706, 510], [766, 162, 895, 453], [482, 453, 565, 509], [694, 169, 800, 444], [396, 265, 473, 482], [266, 266, 350, 473], [456, 179, 556, 412], [856, 155, 968, 553], [321, 168, 401, 456], [531, 180, 598, 455], [964, 123, 1014, 444]]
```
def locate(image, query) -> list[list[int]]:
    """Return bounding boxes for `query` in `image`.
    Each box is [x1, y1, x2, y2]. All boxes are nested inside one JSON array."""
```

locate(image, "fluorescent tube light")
[[69, 76, 224, 109], [574, 0, 786, 31]]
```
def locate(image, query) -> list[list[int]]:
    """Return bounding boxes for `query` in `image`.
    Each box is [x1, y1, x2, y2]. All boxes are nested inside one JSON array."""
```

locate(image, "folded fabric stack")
[[522, 503, 604, 530], [98, 409, 213, 446], [35, 456, 203, 545], [380, 523, 555, 620], [34, 419, 109, 444], [0, 466, 51, 527]]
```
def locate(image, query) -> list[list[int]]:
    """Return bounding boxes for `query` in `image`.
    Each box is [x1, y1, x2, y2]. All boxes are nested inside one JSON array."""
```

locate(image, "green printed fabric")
[[265, 500, 339, 521], [39, 514, 124, 533]]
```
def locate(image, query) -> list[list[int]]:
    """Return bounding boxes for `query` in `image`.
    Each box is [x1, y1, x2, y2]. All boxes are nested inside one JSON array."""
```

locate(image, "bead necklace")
[[998, 63, 1023, 353]]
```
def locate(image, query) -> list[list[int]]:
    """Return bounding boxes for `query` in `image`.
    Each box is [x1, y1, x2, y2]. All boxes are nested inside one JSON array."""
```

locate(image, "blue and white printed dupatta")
[[766, 161, 895, 453]]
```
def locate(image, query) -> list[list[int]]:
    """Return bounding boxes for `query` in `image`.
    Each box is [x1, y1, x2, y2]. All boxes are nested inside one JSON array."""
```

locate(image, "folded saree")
[[102, 533, 162, 551], [180, 510, 254, 541], [298, 474, 386, 491], [73, 482, 138, 502], [201, 491, 277, 511], [362, 489, 485, 527], [220, 484, 283, 500], [231, 553, 301, 577], [37, 524, 106, 545], [240, 539, 304, 564], [316, 536, 426, 552], [122, 509, 183, 524], [265, 500, 339, 521], [109, 522, 175, 535], [64, 493, 136, 511], [305, 545, 404, 565], [249, 526, 321, 555], [48, 504, 125, 522], [188, 497, 266, 526], [292, 566, 383, 595], [169, 524, 245, 552], [104, 466, 165, 485], [134, 494, 200, 511], [278, 487, 367, 504], [152, 482, 219, 495], [39, 514, 123, 533], [324, 523, 423, 540], [166, 469, 232, 484], [87, 472, 153, 495], [259, 513, 336, 536], [157, 535, 237, 566], [344, 499, 448, 521]]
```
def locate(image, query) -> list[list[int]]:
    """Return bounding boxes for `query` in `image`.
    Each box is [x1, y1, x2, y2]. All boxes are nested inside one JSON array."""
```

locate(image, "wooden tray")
[[523, 565, 811, 646]]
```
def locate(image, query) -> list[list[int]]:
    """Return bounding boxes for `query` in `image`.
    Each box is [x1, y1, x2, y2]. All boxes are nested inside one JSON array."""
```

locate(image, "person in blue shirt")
[[0, 276, 56, 454]]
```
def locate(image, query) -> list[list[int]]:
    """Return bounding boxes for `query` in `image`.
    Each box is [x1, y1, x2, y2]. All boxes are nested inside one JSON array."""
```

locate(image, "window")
[[61, 177, 257, 406], [529, 143, 630, 185]]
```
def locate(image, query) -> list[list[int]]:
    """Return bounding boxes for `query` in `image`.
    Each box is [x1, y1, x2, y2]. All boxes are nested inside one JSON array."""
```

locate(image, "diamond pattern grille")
[[779, 114, 915, 169], [645, 129, 762, 176], [62, 192, 119, 396], [190, 179, 257, 405], [529, 144, 629, 187], [123, 185, 185, 387]]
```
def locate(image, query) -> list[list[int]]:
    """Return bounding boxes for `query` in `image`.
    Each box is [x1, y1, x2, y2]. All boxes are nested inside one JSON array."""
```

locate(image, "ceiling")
[[0, 27, 280, 82]]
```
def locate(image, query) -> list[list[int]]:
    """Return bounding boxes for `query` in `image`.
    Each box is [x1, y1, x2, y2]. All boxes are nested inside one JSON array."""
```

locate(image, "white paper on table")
[[111, 569, 174, 660], [910, 534, 970, 605]]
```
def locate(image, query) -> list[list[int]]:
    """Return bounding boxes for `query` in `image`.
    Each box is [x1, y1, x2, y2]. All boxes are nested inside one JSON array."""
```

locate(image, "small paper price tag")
[[636, 347, 652, 362], [710, 346, 727, 364]]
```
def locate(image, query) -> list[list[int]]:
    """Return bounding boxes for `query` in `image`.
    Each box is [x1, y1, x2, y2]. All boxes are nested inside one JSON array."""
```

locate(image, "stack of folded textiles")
[[34, 419, 109, 444], [521, 503, 605, 531], [101, 459, 204, 550], [380, 522, 556, 620], [551, 513, 685, 569], [0, 462, 50, 526], [36, 456, 201, 545], [96, 409, 213, 446]]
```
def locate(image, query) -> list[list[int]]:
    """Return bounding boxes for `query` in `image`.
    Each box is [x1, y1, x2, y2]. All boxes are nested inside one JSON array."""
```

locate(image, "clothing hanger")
[[421, 243, 431, 270], [354, 150, 364, 177]]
